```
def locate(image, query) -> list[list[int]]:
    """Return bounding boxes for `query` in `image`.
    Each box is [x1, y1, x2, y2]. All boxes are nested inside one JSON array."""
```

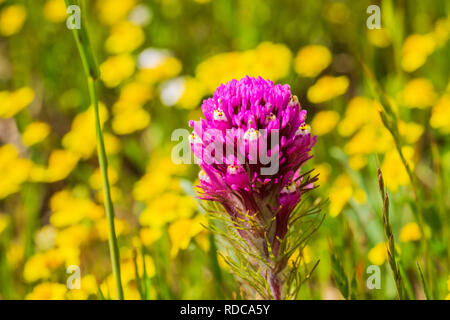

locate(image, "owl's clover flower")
[[189, 76, 317, 299]]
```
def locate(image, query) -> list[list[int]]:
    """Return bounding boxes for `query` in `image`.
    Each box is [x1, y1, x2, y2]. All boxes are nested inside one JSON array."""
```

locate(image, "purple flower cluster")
[[189, 76, 316, 252]]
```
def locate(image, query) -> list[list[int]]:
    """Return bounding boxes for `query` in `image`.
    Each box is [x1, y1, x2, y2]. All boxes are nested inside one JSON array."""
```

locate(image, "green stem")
[[88, 77, 124, 300], [65, 0, 123, 299], [378, 168, 407, 300]]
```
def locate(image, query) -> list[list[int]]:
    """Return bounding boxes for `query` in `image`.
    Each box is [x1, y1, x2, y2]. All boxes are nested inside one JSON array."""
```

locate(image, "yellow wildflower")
[[22, 122, 51, 147], [7, 242, 24, 267], [0, 214, 10, 235], [168, 216, 206, 257], [0, 87, 35, 118], [101, 252, 154, 299], [344, 125, 392, 155], [399, 222, 421, 243], [112, 108, 150, 135], [0, 144, 32, 199], [60, 246, 81, 267], [43, 0, 67, 23], [35, 225, 57, 251], [338, 96, 381, 137], [101, 275, 140, 300], [26, 282, 67, 300], [349, 155, 368, 170], [315, 163, 331, 185], [55, 224, 90, 249], [30, 149, 80, 183], [367, 29, 392, 48], [311, 110, 340, 136], [381, 146, 415, 192], [401, 34, 435, 72], [294, 45, 332, 78], [430, 94, 450, 134], [139, 193, 197, 228], [433, 18, 450, 48], [66, 275, 98, 300], [104, 133, 122, 155], [100, 54, 136, 88], [136, 48, 182, 84], [119, 81, 153, 105], [196, 42, 291, 92], [307, 75, 349, 104], [195, 232, 210, 252], [353, 188, 367, 205], [0, 5, 27, 36], [402, 78, 436, 108], [398, 121, 424, 144], [368, 242, 388, 266], [251, 42, 292, 81], [140, 228, 163, 246], [23, 249, 65, 283], [120, 252, 155, 284], [196, 51, 246, 92], [49, 190, 104, 228], [446, 281, 450, 300], [105, 21, 145, 54], [177, 76, 207, 109], [96, 0, 136, 26], [329, 174, 353, 217], [133, 157, 183, 202], [62, 103, 109, 159]]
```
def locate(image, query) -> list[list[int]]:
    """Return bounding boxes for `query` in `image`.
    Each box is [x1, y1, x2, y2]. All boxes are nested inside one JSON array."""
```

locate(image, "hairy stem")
[[268, 271, 282, 300]]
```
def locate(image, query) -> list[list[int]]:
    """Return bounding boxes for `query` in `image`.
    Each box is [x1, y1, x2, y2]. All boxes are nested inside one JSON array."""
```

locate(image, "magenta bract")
[[189, 76, 316, 245]]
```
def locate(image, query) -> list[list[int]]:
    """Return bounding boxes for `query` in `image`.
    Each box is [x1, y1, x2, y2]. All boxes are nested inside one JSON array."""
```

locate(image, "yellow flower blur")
[[0, 87, 35, 118], [196, 42, 292, 92], [399, 222, 421, 243], [0, 144, 32, 199], [402, 78, 436, 108], [26, 282, 67, 300], [62, 103, 109, 159], [329, 174, 353, 217], [401, 34, 435, 72], [22, 122, 51, 147], [43, 0, 67, 23], [368, 242, 388, 266], [96, 0, 137, 26], [430, 94, 450, 134], [381, 146, 415, 192], [168, 216, 206, 257], [0, 5, 27, 36], [311, 110, 340, 136], [294, 45, 332, 78], [100, 55, 136, 88], [105, 21, 145, 54], [307, 75, 349, 104]]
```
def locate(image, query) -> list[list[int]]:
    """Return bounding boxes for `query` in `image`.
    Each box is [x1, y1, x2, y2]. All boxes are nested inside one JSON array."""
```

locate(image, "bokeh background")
[[0, 0, 449, 299]]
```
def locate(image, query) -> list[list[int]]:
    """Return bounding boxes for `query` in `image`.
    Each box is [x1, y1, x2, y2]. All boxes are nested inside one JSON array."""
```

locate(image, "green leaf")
[[416, 261, 431, 300], [331, 253, 349, 299]]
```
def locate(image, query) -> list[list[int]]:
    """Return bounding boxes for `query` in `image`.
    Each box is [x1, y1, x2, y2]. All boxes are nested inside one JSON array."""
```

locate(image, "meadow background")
[[0, 0, 449, 300]]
